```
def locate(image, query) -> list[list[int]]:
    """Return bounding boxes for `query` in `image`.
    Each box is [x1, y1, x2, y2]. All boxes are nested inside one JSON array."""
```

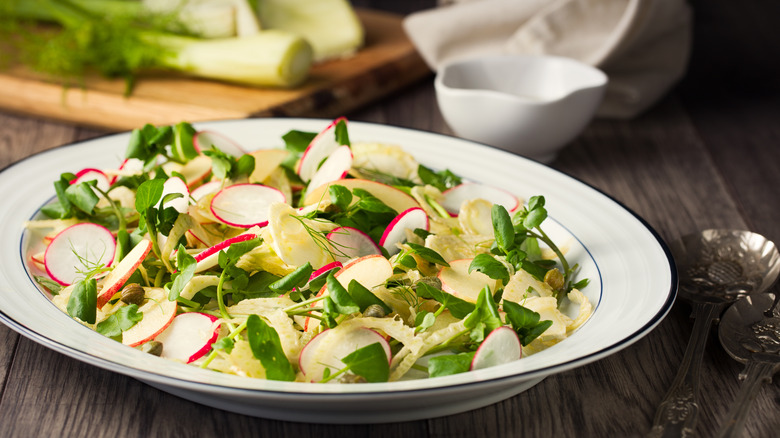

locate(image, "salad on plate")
[[24, 118, 592, 383]]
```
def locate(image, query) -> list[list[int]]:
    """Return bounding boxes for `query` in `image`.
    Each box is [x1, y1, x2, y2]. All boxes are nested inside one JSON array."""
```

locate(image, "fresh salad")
[[25, 118, 592, 383]]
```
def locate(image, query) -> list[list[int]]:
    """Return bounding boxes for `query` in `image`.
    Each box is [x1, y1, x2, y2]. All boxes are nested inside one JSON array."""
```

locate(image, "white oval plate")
[[0, 119, 675, 424]]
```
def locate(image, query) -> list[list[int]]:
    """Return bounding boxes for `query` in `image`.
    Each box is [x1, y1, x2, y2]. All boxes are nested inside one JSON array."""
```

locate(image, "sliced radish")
[[210, 183, 285, 228], [122, 287, 178, 347], [71, 168, 111, 193], [159, 176, 190, 214], [194, 130, 247, 157], [30, 251, 46, 271], [179, 154, 212, 188], [296, 117, 348, 183], [298, 326, 391, 382], [97, 239, 152, 308], [154, 312, 220, 363], [190, 180, 222, 202], [438, 258, 498, 303], [470, 326, 522, 370], [310, 261, 343, 281], [303, 254, 393, 332], [306, 145, 353, 192], [379, 207, 429, 256], [441, 183, 520, 215], [109, 158, 145, 184], [327, 226, 381, 263], [44, 223, 116, 286], [192, 232, 260, 273], [303, 178, 419, 214]]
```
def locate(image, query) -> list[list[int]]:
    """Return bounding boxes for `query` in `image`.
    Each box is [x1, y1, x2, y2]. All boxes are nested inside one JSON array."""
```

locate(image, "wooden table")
[[1, 1, 778, 436]]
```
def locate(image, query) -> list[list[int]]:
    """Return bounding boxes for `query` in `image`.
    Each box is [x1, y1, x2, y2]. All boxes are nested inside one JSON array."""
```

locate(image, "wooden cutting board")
[[0, 9, 431, 131]]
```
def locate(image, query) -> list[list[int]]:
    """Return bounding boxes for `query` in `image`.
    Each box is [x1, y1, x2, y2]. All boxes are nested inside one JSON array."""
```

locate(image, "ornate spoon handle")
[[715, 359, 778, 438], [647, 302, 723, 438]]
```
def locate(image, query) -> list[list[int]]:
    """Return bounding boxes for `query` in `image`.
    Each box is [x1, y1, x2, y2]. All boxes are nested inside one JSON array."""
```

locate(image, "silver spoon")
[[648, 229, 780, 438], [715, 292, 780, 437]]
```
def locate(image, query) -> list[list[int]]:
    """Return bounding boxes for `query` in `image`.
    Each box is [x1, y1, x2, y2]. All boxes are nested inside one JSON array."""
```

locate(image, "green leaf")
[[96, 304, 142, 338], [333, 118, 350, 146], [352, 189, 397, 214], [172, 121, 198, 162], [340, 342, 389, 382], [34, 275, 63, 295], [428, 352, 475, 378], [282, 130, 317, 153], [348, 280, 391, 314], [211, 337, 235, 353], [328, 184, 353, 211], [417, 165, 462, 191], [415, 282, 474, 319], [527, 195, 545, 211], [269, 262, 313, 292], [66, 278, 97, 324], [406, 242, 449, 267], [236, 154, 255, 177], [468, 254, 510, 284], [65, 181, 100, 215], [326, 273, 360, 315], [491, 204, 515, 253], [523, 206, 547, 229], [463, 286, 502, 333], [135, 179, 165, 213], [503, 300, 553, 346], [414, 310, 436, 332], [246, 314, 296, 381], [168, 244, 197, 300]]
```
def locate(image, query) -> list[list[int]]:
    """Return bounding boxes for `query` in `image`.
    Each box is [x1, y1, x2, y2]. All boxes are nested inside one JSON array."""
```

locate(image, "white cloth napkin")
[[403, 0, 692, 119]]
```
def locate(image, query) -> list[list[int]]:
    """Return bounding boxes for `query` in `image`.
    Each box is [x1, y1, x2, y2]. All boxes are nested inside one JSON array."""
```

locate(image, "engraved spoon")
[[715, 292, 780, 437], [648, 230, 780, 438]]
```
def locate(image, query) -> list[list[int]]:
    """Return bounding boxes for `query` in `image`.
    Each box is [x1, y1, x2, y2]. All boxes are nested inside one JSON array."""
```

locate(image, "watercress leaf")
[[415, 282, 474, 319], [417, 165, 462, 191], [236, 154, 255, 177], [523, 206, 547, 229], [65, 181, 100, 215], [282, 130, 317, 153], [491, 204, 515, 253], [328, 184, 353, 211], [326, 273, 360, 315], [34, 275, 63, 295], [463, 286, 502, 333], [399, 254, 417, 269], [238, 271, 283, 300], [222, 236, 262, 266], [340, 342, 389, 383], [334, 118, 350, 146], [414, 310, 436, 332], [269, 262, 313, 292], [469, 254, 510, 284], [246, 314, 296, 381], [156, 207, 179, 236], [527, 195, 545, 211], [348, 280, 391, 314], [168, 244, 197, 300], [125, 128, 148, 160], [521, 320, 553, 345], [321, 296, 338, 328], [503, 300, 553, 345], [406, 242, 449, 267], [428, 352, 475, 378], [53, 174, 74, 217], [135, 179, 165, 213], [413, 228, 432, 240], [96, 304, 143, 338], [353, 189, 397, 214], [66, 278, 97, 324], [172, 121, 198, 162], [212, 337, 234, 353]]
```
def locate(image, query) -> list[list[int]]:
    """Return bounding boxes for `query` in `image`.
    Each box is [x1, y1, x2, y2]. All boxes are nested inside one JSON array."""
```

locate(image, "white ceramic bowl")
[[435, 55, 608, 163]]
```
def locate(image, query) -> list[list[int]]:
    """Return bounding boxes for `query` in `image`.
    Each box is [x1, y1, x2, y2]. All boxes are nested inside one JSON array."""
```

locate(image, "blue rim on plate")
[[0, 118, 676, 423]]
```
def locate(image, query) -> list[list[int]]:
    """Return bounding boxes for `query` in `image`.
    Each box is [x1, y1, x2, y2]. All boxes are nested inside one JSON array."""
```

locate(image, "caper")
[[414, 276, 442, 291], [363, 304, 387, 318], [120, 283, 145, 305], [139, 341, 163, 357], [339, 373, 367, 384], [544, 269, 565, 290]]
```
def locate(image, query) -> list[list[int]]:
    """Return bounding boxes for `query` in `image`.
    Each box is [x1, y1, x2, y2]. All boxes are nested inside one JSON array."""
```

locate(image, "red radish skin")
[[154, 312, 220, 363], [379, 207, 429, 256], [296, 117, 348, 182], [44, 223, 116, 286], [192, 232, 260, 273], [310, 261, 343, 280], [327, 226, 381, 263], [441, 183, 520, 216], [470, 326, 522, 371], [190, 180, 222, 202], [96, 239, 152, 308], [194, 130, 247, 157], [110, 158, 144, 184], [179, 155, 213, 188], [306, 145, 353, 192], [71, 168, 111, 193], [209, 183, 286, 228]]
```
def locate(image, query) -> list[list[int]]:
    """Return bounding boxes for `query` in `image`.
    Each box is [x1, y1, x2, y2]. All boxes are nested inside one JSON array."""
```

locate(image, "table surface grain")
[[1, 1, 779, 437]]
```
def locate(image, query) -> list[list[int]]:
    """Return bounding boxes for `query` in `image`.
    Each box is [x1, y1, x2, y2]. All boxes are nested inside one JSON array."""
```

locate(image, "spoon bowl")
[[648, 229, 780, 437], [715, 293, 780, 437]]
